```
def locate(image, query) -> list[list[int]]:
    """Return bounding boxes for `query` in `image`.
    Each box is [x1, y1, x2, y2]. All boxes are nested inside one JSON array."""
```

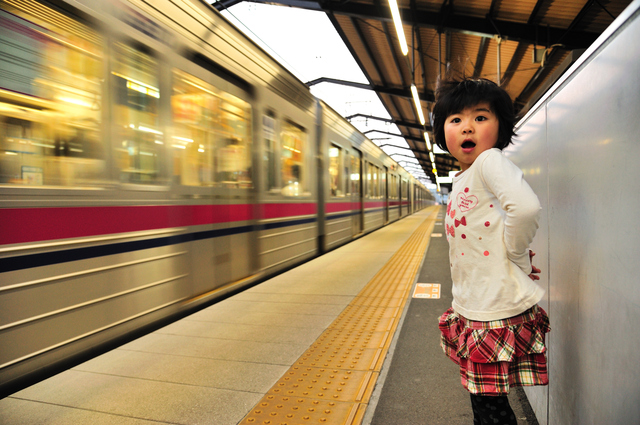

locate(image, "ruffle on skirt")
[[438, 305, 550, 395]]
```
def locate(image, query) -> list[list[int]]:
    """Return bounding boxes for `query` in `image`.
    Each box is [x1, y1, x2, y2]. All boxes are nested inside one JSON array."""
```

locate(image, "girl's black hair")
[[432, 78, 516, 152]]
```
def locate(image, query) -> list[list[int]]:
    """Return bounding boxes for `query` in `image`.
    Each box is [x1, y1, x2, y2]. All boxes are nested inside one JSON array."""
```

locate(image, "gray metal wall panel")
[[545, 13, 640, 421], [506, 107, 549, 424], [512, 3, 640, 423]]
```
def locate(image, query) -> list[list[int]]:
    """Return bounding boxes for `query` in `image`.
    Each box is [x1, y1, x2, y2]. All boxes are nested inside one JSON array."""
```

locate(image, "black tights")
[[470, 394, 517, 425]]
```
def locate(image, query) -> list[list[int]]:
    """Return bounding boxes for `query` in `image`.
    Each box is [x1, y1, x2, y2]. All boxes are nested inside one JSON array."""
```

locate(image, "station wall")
[[508, 2, 640, 423]]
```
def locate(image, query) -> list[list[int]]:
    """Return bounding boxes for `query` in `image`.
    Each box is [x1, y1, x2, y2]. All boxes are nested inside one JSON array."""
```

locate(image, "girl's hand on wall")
[[529, 251, 541, 281]]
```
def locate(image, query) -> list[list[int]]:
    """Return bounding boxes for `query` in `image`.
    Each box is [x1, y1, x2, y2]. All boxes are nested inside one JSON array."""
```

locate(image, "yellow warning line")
[[239, 206, 440, 425]]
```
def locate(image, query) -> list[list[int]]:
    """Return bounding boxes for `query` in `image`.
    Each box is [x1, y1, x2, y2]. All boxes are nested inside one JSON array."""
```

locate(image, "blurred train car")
[[0, 0, 434, 395]]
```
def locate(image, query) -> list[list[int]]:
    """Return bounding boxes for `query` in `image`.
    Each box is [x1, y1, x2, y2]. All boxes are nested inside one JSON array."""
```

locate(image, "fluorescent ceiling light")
[[411, 85, 425, 125], [388, 0, 408, 55], [423, 131, 432, 151]]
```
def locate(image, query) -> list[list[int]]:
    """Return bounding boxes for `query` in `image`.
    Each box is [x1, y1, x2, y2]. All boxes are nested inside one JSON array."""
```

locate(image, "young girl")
[[433, 78, 550, 425]]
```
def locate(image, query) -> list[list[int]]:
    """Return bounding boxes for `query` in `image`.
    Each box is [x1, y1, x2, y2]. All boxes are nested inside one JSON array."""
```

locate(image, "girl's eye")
[[450, 117, 461, 123], [475, 116, 487, 122]]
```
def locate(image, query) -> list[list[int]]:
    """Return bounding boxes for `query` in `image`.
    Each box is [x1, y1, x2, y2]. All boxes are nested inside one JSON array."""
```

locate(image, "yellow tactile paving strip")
[[240, 206, 440, 425]]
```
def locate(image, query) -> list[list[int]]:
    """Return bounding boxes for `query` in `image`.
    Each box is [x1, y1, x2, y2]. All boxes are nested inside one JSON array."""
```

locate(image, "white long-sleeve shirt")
[[445, 148, 544, 321]]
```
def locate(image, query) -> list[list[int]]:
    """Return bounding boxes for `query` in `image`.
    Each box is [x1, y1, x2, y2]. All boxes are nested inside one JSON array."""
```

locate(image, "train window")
[[344, 151, 350, 195], [366, 163, 381, 199], [366, 163, 371, 198], [215, 91, 252, 188], [171, 69, 213, 186], [365, 163, 370, 197], [0, 0, 105, 186], [393, 175, 397, 198], [263, 114, 277, 191], [112, 43, 162, 184], [382, 169, 387, 198], [390, 175, 398, 199], [280, 121, 305, 196], [170, 69, 252, 188], [350, 153, 360, 196], [328, 144, 344, 197], [372, 165, 379, 198]]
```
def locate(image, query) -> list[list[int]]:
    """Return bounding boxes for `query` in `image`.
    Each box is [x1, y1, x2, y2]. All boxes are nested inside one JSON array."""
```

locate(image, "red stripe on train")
[[364, 201, 385, 209], [0, 203, 316, 245], [325, 202, 356, 213], [260, 203, 316, 219]]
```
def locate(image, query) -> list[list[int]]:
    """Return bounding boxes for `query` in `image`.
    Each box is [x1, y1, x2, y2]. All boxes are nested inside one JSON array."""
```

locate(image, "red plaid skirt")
[[438, 305, 550, 396]]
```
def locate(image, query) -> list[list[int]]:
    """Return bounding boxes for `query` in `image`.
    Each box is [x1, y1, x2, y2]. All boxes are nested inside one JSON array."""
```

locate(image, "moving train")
[[0, 0, 434, 395]]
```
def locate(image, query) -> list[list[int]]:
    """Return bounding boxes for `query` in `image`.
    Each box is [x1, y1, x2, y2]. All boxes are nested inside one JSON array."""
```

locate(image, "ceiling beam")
[[346, 113, 432, 131], [306, 78, 435, 102], [223, 0, 600, 49], [364, 129, 425, 143], [389, 152, 429, 161], [472, 37, 489, 78], [500, 43, 528, 88], [351, 16, 387, 85], [382, 20, 408, 85], [211, 0, 244, 11], [501, 0, 548, 90]]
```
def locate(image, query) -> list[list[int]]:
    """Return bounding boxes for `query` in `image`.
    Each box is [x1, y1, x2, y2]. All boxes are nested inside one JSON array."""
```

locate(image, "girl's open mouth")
[[462, 141, 476, 149]]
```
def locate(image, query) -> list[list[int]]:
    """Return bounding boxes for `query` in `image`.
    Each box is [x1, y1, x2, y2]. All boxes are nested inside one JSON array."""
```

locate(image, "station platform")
[[0, 206, 539, 425]]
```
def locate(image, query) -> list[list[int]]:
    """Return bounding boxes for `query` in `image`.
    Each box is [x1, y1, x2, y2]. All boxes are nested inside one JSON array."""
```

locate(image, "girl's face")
[[444, 102, 500, 172]]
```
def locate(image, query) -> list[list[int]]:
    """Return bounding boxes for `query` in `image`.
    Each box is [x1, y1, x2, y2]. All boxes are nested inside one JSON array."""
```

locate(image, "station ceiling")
[[213, 0, 633, 184]]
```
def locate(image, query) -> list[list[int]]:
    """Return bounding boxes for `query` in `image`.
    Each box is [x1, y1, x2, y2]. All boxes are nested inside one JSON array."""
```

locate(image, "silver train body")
[[0, 0, 433, 394]]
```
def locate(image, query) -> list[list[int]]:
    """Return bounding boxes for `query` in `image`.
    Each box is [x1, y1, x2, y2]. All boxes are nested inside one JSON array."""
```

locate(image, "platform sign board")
[[413, 283, 441, 299]]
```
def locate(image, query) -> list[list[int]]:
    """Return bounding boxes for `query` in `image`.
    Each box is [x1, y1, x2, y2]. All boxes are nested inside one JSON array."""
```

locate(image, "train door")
[[170, 60, 255, 292], [350, 150, 363, 235]]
